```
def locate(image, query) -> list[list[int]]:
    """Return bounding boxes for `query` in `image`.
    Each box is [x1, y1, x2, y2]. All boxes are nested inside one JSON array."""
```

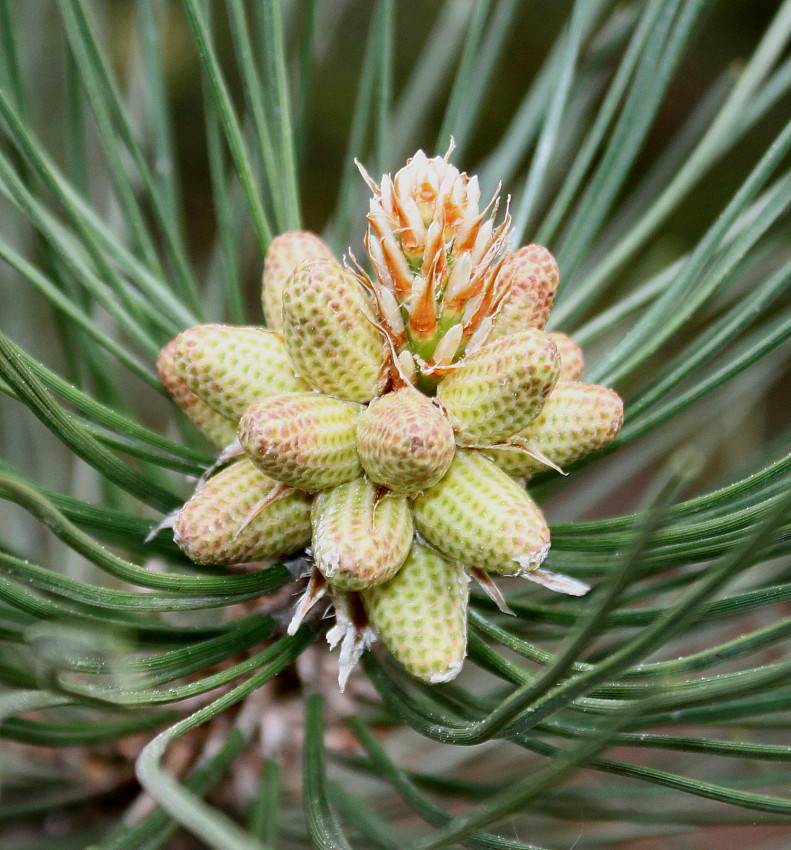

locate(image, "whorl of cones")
[[159, 149, 624, 689]]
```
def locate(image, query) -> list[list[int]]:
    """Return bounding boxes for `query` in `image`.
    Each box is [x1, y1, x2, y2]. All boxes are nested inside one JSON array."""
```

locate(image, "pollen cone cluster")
[[159, 151, 623, 689]]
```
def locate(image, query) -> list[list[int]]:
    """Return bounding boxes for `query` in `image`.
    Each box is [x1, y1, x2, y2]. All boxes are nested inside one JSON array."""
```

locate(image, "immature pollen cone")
[[158, 150, 623, 690]]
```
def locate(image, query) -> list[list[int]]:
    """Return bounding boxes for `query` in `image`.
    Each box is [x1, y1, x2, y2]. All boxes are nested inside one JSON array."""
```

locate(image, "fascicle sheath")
[[311, 477, 413, 591], [412, 450, 550, 575], [436, 328, 560, 446], [361, 541, 468, 684], [262, 231, 335, 333], [356, 388, 455, 495], [173, 459, 312, 565], [549, 332, 584, 381], [239, 392, 362, 492], [490, 245, 559, 336], [174, 324, 307, 421], [281, 259, 387, 403], [486, 381, 624, 476], [157, 338, 237, 448]]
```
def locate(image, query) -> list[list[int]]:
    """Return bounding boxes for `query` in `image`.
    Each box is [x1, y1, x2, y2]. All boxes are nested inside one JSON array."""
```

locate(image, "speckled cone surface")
[[239, 393, 362, 492], [362, 541, 468, 684], [412, 450, 550, 575], [262, 231, 335, 333], [356, 388, 456, 495], [174, 324, 307, 420], [311, 477, 413, 591], [157, 339, 237, 448], [489, 245, 559, 338], [487, 382, 624, 476], [549, 332, 584, 381], [437, 329, 561, 446], [281, 259, 387, 402], [173, 459, 312, 565]]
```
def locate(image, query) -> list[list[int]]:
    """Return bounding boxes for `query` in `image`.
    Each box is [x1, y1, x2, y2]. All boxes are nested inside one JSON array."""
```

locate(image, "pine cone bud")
[[174, 324, 307, 421], [311, 477, 413, 591], [355, 388, 455, 495], [361, 541, 468, 684], [490, 245, 559, 337], [412, 450, 550, 575], [238, 393, 362, 492], [362, 150, 510, 371], [173, 459, 311, 565], [549, 332, 584, 381], [436, 329, 560, 446], [157, 339, 238, 448], [487, 381, 624, 476], [281, 259, 387, 403], [262, 231, 335, 333]]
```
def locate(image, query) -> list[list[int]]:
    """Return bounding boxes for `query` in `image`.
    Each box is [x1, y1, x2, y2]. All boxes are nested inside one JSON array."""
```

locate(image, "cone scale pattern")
[[157, 339, 237, 448], [436, 329, 561, 446], [174, 460, 312, 565], [362, 541, 468, 683], [262, 231, 335, 333], [356, 388, 455, 495], [281, 258, 388, 403], [159, 149, 623, 688], [239, 393, 362, 492], [312, 477, 413, 591], [413, 450, 550, 575]]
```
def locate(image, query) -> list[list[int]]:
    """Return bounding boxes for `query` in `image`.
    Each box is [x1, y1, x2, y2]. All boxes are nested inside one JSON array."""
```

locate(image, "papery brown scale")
[[443, 192, 464, 230], [463, 256, 509, 340], [454, 211, 483, 254], [380, 234, 413, 296], [422, 217, 445, 277], [408, 274, 439, 339], [392, 194, 424, 259], [416, 177, 438, 212]]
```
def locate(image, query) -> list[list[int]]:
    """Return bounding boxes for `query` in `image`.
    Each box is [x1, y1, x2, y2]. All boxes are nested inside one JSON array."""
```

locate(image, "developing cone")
[[490, 245, 559, 336], [356, 388, 455, 495], [239, 392, 362, 492], [361, 541, 468, 684], [487, 381, 624, 476], [412, 450, 550, 575], [157, 339, 237, 448], [436, 329, 560, 446], [173, 459, 312, 565], [311, 477, 413, 591], [281, 259, 387, 403], [549, 332, 584, 381], [174, 324, 307, 421], [262, 231, 335, 333]]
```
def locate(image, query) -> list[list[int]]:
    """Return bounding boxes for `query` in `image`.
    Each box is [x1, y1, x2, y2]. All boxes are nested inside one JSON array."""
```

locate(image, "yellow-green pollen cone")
[[261, 231, 334, 334], [239, 392, 362, 492], [311, 477, 413, 591], [356, 387, 455, 495], [361, 541, 468, 684], [157, 339, 237, 448], [158, 148, 623, 690], [173, 459, 312, 566]]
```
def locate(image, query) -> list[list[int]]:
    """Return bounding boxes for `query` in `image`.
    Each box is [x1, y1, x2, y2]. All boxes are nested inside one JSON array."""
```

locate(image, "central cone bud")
[[356, 388, 455, 495], [362, 149, 511, 387]]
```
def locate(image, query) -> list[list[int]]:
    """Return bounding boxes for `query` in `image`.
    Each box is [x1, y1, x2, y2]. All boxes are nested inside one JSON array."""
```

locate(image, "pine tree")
[[0, 2, 789, 847]]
